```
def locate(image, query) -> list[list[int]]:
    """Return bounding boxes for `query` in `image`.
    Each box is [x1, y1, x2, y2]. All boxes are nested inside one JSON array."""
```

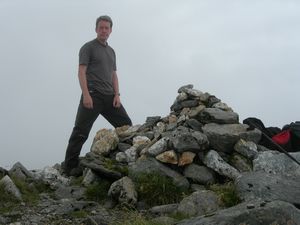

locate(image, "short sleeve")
[[79, 44, 90, 65], [112, 48, 117, 71]]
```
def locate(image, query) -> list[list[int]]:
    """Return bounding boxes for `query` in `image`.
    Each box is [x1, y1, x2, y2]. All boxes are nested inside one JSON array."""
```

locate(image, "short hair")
[[96, 15, 113, 28]]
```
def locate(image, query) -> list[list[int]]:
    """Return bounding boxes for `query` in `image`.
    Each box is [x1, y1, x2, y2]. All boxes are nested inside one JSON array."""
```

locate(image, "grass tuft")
[[134, 172, 188, 207], [85, 179, 112, 203], [111, 209, 163, 225], [209, 182, 241, 207]]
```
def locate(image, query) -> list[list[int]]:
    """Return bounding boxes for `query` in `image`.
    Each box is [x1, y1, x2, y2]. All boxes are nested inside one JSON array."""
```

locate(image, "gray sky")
[[1, 0, 299, 170]]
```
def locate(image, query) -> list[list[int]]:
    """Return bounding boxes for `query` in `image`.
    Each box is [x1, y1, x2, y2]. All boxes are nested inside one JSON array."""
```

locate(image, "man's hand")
[[83, 94, 93, 109], [113, 95, 121, 108]]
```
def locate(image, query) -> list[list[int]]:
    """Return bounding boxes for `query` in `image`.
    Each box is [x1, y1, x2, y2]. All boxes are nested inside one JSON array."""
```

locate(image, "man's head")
[[95, 15, 113, 43], [96, 15, 113, 29]]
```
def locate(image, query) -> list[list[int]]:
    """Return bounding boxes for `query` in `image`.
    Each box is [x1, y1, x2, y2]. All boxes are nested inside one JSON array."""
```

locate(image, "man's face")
[[96, 20, 112, 42]]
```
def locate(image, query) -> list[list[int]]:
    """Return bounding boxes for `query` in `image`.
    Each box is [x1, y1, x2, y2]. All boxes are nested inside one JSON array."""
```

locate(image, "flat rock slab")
[[235, 171, 300, 205], [177, 200, 300, 225]]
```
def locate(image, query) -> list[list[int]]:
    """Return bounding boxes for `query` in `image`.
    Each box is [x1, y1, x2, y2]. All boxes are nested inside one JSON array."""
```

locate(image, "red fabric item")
[[272, 129, 291, 145]]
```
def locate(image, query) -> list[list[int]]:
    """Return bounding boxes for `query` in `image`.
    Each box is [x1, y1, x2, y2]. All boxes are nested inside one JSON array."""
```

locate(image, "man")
[[64, 15, 132, 176]]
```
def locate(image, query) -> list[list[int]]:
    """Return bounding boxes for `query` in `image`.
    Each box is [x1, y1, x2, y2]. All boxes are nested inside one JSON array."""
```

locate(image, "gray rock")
[[117, 142, 132, 152], [108, 176, 137, 207], [253, 151, 300, 175], [190, 184, 206, 192], [0, 175, 22, 201], [212, 102, 233, 112], [149, 203, 179, 216], [129, 156, 189, 190], [171, 131, 206, 153], [177, 200, 300, 225], [124, 146, 138, 163], [138, 116, 162, 131], [151, 216, 177, 225], [183, 164, 216, 185], [81, 161, 122, 180], [55, 185, 86, 200], [192, 131, 209, 150], [235, 171, 300, 205], [202, 123, 261, 153], [0, 216, 8, 225], [82, 169, 98, 186], [180, 100, 199, 108], [177, 190, 219, 217], [176, 92, 189, 102], [197, 108, 239, 124], [9, 162, 33, 180], [203, 150, 241, 180], [178, 84, 193, 93], [234, 139, 258, 160], [147, 137, 168, 156], [32, 166, 70, 187], [184, 88, 203, 98], [40, 199, 97, 215], [170, 101, 183, 112], [115, 151, 127, 163], [230, 153, 252, 172], [188, 105, 206, 118], [185, 119, 202, 131]]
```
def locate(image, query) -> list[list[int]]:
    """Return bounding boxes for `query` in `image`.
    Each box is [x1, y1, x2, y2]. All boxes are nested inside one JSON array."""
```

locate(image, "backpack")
[[272, 129, 292, 151], [243, 117, 279, 149], [290, 121, 300, 151]]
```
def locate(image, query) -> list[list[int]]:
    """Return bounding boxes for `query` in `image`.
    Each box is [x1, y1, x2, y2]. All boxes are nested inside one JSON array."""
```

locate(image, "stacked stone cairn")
[[2, 84, 300, 224], [87, 84, 261, 202]]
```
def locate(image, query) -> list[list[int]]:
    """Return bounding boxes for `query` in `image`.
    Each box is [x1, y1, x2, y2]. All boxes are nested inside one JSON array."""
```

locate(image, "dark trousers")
[[64, 92, 132, 172]]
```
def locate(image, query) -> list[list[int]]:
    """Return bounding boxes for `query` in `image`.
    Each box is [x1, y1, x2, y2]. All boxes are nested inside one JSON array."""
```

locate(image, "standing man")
[[64, 15, 132, 177]]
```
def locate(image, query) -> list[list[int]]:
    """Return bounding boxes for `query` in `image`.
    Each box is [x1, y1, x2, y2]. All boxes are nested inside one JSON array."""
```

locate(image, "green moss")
[[103, 158, 129, 175], [70, 209, 88, 218], [111, 210, 163, 225], [168, 211, 190, 221], [70, 176, 84, 186], [134, 172, 188, 207], [85, 179, 112, 202], [209, 182, 241, 207], [33, 179, 53, 193], [0, 183, 20, 214], [12, 177, 39, 204]]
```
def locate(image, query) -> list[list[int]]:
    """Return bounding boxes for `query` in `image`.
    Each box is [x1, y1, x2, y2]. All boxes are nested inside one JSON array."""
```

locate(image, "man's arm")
[[78, 65, 93, 109], [112, 71, 121, 108]]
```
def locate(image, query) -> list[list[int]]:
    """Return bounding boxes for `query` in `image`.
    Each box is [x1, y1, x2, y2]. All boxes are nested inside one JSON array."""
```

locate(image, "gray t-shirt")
[[79, 39, 117, 95]]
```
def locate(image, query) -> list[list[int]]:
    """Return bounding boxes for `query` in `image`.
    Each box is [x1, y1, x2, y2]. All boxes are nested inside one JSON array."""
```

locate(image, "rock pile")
[[1, 84, 300, 225]]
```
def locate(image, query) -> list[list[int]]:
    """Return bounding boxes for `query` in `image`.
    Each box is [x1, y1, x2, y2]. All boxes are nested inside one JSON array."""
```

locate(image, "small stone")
[[247, 203, 255, 209], [178, 152, 196, 166]]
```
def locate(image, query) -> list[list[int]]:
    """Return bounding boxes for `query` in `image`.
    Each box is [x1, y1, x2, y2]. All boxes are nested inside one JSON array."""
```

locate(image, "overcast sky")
[[1, 0, 299, 170]]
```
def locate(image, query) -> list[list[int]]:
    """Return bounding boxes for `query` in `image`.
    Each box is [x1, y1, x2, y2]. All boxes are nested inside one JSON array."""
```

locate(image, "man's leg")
[[64, 98, 99, 173], [101, 97, 132, 128]]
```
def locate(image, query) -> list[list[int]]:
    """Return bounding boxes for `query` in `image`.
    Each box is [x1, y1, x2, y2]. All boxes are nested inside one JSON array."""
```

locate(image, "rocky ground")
[[1, 84, 300, 225]]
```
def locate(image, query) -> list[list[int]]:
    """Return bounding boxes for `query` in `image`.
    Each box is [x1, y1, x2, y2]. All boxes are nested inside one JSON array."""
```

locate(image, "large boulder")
[[177, 200, 300, 225], [108, 176, 137, 207], [129, 156, 189, 190], [253, 151, 300, 175], [202, 123, 261, 153], [235, 171, 300, 206], [203, 150, 241, 180], [91, 129, 119, 156], [177, 190, 219, 217], [197, 108, 239, 124]]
